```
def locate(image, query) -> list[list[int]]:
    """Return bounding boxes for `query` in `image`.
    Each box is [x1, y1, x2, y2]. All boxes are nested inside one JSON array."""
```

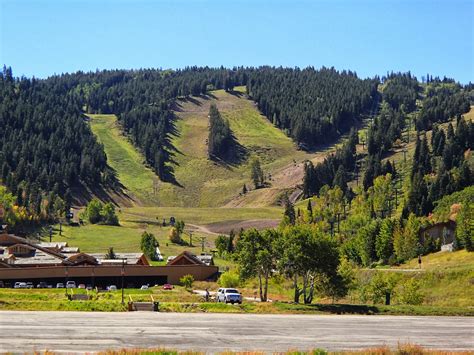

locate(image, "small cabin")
[[419, 220, 456, 245]]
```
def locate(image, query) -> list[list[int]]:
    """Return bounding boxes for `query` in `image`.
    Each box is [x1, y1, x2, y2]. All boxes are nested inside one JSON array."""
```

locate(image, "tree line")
[[0, 66, 112, 225]]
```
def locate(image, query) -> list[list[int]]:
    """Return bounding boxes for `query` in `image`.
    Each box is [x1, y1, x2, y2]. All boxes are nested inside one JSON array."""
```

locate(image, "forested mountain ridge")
[[1, 65, 472, 228], [302, 72, 473, 221], [0, 66, 113, 224], [246, 67, 378, 147]]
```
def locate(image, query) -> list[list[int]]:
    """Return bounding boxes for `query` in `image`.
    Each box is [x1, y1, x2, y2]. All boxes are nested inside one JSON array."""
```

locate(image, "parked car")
[[66, 281, 76, 288], [107, 285, 117, 291], [14, 282, 24, 289], [26, 282, 34, 289], [216, 288, 242, 304], [36, 282, 48, 288], [86, 285, 93, 291], [56, 283, 65, 288], [163, 283, 173, 290], [140, 285, 149, 290], [78, 284, 86, 289]]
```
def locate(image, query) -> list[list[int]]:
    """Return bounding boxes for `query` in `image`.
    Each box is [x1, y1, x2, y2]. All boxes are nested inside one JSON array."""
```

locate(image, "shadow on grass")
[[209, 131, 248, 169]]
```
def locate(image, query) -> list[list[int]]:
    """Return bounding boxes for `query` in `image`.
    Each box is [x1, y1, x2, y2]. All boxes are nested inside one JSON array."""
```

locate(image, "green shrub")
[[84, 199, 119, 225], [100, 203, 119, 226], [180, 274, 194, 289], [398, 278, 424, 305], [218, 270, 240, 288], [168, 227, 182, 244], [85, 198, 103, 224], [368, 272, 398, 304]]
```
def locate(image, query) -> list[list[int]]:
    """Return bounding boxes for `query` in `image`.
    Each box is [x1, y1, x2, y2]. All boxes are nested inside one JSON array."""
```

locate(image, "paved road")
[[0, 311, 472, 353]]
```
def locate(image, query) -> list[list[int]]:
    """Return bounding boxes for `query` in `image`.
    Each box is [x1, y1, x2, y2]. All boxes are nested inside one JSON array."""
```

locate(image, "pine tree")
[[283, 196, 296, 225], [208, 104, 232, 160], [333, 166, 347, 193], [250, 158, 264, 189]]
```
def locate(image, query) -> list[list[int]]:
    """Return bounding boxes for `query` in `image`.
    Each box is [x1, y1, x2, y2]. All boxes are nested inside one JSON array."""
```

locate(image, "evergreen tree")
[[140, 231, 159, 261], [208, 104, 233, 160], [283, 195, 296, 225], [250, 158, 264, 189]]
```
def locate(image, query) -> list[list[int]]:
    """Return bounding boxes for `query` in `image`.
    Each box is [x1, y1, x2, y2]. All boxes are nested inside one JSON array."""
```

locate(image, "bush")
[[398, 278, 424, 305], [85, 199, 103, 224], [180, 274, 194, 289], [84, 199, 119, 225], [368, 272, 398, 304], [215, 235, 229, 256], [218, 271, 240, 288], [100, 203, 119, 226], [168, 227, 182, 244]]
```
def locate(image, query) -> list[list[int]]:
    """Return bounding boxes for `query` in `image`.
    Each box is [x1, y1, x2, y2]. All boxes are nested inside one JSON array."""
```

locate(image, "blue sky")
[[0, 0, 472, 82]]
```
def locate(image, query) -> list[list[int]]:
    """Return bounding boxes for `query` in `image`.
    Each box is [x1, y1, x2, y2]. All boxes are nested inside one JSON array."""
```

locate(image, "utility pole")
[[152, 177, 159, 196], [189, 231, 193, 247], [199, 237, 206, 253]]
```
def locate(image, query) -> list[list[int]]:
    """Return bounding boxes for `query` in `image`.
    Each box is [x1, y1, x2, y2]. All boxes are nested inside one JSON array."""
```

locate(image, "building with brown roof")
[[0, 233, 218, 288]]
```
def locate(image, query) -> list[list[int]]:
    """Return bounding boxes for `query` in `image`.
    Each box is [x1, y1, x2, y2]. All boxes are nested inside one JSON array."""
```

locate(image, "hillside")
[[88, 87, 318, 208], [154, 87, 314, 207], [88, 114, 159, 206]]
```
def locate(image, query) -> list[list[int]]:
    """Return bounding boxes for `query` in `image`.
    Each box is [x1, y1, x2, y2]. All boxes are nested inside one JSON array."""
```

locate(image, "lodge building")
[[0, 233, 218, 288]]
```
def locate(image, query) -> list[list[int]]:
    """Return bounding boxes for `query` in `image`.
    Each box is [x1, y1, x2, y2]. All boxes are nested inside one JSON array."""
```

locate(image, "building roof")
[[38, 242, 68, 249], [89, 253, 149, 265], [0, 233, 66, 261], [65, 253, 99, 265], [167, 251, 206, 266], [420, 220, 456, 233], [0, 233, 151, 267], [13, 250, 65, 265], [62, 247, 80, 253], [7, 243, 37, 251]]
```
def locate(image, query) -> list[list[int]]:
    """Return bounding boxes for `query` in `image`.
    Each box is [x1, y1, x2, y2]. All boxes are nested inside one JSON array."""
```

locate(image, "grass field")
[[2, 287, 472, 316], [377, 250, 474, 308], [52, 205, 282, 253], [122, 206, 282, 225], [88, 114, 159, 205]]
